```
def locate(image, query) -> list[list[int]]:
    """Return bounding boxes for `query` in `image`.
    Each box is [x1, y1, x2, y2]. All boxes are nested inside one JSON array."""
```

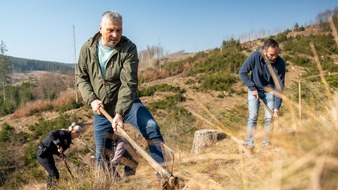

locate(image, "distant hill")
[[6, 55, 74, 74]]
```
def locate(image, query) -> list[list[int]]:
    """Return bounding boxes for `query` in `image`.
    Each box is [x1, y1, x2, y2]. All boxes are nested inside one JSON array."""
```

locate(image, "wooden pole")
[[298, 80, 302, 123], [73, 25, 78, 103], [259, 98, 274, 116], [99, 107, 172, 180]]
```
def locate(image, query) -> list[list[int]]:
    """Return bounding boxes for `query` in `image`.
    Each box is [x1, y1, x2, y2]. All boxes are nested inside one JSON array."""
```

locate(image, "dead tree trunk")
[[191, 129, 226, 154]]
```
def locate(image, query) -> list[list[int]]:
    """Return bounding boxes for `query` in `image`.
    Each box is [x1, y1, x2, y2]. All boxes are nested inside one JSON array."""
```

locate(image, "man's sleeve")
[[238, 52, 256, 91], [76, 45, 97, 105], [115, 44, 139, 116], [49, 130, 61, 146]]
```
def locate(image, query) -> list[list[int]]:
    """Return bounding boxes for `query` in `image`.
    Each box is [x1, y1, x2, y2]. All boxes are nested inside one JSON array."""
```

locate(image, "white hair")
[[101, 10, 123, 25], [68, 122, 82, 133]]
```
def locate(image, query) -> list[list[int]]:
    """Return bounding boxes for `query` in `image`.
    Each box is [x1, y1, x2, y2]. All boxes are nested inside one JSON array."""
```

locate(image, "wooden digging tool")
[[259, 97, 282, 129], [258, 98, 274, 116], [99, 107, 179, 190], [61, 153, 74, 180]]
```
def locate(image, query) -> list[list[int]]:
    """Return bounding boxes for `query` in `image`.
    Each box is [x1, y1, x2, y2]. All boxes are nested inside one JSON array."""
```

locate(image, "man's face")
[[265, 47, 279, 63], [100, 20, 122, 47]]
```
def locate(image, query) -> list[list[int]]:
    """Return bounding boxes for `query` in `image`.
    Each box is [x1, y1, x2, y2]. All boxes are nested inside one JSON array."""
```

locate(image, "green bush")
[[57, 100, 83, 112], [199, 72, 237, 92], [23, 142, 38, 166], [221, 38, 242, 50], [291, 55, 311, 67], [0, 123, 14, 142], [283, 34, 337, 56], [275, 33, 288, 43], [0, 143, 17, 186], [187, 48, 245, 77], [0, 100, 15, 116]]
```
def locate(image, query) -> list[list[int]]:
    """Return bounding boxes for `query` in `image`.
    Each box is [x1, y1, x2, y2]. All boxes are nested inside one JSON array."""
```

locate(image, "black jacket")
[[41, 130, 72, 157]]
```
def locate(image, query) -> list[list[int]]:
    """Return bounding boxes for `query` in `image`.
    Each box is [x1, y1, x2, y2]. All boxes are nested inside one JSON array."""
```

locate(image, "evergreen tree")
[[0, 41, 12, 84]]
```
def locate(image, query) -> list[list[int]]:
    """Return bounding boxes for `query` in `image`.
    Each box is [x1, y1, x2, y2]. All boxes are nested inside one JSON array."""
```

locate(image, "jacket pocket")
[[37, 144, 48, 157]]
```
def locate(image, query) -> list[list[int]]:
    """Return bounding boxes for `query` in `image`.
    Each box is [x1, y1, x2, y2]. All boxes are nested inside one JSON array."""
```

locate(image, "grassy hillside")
[[0, 9, 338, 190]]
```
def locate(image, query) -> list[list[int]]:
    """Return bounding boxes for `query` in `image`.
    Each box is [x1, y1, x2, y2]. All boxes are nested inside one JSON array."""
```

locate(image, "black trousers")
[[36, 147, 59, 187]]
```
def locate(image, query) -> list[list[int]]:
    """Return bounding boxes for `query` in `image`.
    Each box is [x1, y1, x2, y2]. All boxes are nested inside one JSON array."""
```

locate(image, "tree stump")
[[191, 129, 226, 154]]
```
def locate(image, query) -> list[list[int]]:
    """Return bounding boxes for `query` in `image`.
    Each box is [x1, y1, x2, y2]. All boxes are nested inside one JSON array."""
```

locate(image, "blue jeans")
[[94, 98, 164, 169], [246, 90, 274, 147]]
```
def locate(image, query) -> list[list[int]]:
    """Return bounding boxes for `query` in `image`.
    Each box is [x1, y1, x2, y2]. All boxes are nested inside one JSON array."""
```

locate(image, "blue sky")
[[0, 0, 337, 63]]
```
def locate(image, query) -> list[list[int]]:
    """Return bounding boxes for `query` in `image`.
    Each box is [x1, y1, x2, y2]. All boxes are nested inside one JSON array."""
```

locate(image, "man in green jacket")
[[76, 10, 164, 175]]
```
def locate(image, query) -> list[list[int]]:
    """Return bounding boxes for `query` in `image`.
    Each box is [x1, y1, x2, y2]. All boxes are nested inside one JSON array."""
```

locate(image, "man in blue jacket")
[[238, 39, 286, 152]]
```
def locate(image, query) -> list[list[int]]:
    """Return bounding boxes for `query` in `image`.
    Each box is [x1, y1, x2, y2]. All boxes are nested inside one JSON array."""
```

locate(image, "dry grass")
[[11, 99, 52, 118], [19, 91, 338, 190], [22, 73, 338, 189], [11, 89, 80, 118]]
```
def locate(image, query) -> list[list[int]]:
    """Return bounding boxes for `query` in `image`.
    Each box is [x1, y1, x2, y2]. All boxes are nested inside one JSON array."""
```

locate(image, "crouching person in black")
[[36, 123, 82, 188]]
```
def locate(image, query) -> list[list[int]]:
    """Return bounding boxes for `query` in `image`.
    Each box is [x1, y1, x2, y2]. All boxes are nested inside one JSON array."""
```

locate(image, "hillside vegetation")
[[7, 56, 74, 74], [0, 8, 338, 190]]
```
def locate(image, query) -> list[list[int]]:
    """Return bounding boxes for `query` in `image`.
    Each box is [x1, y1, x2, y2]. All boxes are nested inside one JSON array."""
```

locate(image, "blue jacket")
[[238, 49, 286, 109]]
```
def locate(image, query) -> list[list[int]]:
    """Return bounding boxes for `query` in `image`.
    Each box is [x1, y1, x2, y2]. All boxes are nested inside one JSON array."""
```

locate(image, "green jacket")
[[76, 32, 138, 116]]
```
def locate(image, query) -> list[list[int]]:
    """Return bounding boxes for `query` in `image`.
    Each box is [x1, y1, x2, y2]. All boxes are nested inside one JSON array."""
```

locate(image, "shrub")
[[199, 72, 237, 92], [0, 142, 17, 186], [291, 55, 311, 67], [0, 123, 14, 142], [23, 142, 37, 166]]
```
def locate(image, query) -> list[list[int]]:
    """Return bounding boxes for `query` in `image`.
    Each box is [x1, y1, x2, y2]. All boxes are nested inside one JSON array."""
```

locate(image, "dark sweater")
[[238, 49, 286, 109]]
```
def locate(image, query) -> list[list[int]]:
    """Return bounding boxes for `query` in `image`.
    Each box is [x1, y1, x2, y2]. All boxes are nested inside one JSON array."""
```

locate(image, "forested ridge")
[[7, 56, 74, 74]]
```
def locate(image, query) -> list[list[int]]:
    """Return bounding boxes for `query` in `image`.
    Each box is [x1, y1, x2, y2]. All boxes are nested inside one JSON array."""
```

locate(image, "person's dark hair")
[[101, 11, 122, 25], [263, 39, 280, 52]]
